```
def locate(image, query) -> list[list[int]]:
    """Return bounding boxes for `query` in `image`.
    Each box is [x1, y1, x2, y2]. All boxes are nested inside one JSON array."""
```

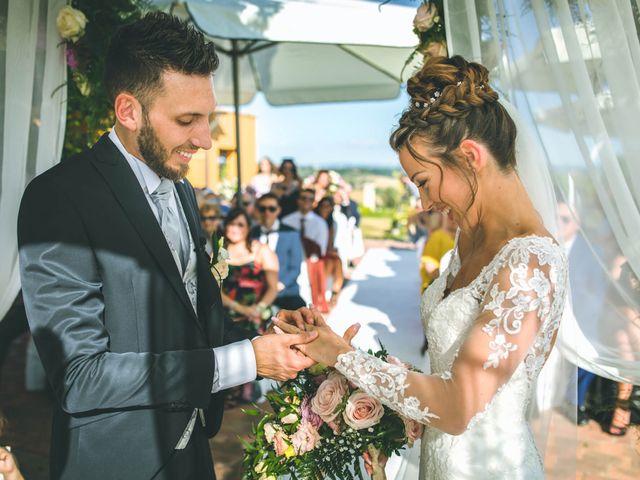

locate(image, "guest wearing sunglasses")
[[251, 193, 307, 311], [199, 203, 222, 256]]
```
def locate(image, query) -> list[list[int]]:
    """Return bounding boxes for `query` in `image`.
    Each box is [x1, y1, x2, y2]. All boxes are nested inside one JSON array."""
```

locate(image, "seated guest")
[[282, 188, 330, 312], [199, 203, 222, 256], [220, 208, 279, 404], [315, 196, 346, 308], [250, 193, 306, 311]]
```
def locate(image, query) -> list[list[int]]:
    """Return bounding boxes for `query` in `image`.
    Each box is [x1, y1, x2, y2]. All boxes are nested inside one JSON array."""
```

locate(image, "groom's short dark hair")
[[104, 11, 219, 106]]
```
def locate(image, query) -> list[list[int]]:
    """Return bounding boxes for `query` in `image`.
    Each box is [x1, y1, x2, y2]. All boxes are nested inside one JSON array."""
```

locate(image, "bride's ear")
[[458, 139, 487, 174]]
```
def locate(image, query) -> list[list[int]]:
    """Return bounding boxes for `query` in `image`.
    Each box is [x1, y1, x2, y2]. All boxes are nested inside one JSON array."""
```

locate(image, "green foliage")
[[62, 0, 149, 159]]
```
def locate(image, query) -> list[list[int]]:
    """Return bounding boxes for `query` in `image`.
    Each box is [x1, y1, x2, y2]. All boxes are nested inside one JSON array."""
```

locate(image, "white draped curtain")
[[0, 0, 67, 321], [445, 0, 640, 384]]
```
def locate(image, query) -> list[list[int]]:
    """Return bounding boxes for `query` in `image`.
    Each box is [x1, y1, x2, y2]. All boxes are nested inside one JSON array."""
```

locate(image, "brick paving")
[[1, 334, 638, 479]]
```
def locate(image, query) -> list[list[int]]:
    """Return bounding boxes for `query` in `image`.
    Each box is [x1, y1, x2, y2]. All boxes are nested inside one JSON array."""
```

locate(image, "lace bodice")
[[335, 235, 568, 479]]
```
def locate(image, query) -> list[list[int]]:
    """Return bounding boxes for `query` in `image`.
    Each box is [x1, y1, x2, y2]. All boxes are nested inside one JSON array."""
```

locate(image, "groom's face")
[[137, 70, 216, 181]]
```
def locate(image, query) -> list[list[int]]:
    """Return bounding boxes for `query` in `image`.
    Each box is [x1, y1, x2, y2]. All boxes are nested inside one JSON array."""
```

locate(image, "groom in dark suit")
[[18, 13, 317, 480]]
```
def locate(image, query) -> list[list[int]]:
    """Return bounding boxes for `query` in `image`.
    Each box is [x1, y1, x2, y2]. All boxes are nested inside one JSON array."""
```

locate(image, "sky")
[[219, 90, 411, 170]]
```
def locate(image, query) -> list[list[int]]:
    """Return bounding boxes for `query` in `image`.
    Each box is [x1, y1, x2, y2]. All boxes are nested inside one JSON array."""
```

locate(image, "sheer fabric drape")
[[0, 0, 66, 320], [445, 0, 639, 385]]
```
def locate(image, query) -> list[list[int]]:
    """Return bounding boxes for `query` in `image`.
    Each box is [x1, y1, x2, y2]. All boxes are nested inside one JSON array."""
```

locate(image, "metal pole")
[[232, 39, 242, 203]]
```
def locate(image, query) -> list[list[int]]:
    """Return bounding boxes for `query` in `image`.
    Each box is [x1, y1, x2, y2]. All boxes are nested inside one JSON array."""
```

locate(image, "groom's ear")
[[458, 139, 487, 174], [114, 92, 143, 132]]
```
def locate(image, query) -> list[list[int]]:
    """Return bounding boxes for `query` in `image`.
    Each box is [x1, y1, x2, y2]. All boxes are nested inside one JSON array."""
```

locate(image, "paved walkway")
[[1, 246, 638, 479]]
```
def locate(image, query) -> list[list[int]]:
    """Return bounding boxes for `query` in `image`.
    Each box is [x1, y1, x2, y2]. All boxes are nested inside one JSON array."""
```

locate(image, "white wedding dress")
[[336, 235, 568, 479]]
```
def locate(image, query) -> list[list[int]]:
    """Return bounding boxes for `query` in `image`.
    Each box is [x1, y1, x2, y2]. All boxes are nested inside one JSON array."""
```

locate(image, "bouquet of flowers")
[[242, 344, 423, 480]]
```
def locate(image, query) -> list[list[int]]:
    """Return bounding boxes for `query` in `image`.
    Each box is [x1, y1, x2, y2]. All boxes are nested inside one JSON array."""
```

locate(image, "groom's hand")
[[251, 330, 318, 381], [265, 306, 327, 334]]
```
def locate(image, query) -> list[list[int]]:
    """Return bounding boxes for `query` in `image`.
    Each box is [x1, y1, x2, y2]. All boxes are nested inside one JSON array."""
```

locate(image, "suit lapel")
[[89, 134, 199, 323], [175, 180, 223, 344]]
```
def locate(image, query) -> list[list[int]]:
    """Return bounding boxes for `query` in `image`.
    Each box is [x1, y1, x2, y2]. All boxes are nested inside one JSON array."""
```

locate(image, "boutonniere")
[[210, 232, 229, 287]]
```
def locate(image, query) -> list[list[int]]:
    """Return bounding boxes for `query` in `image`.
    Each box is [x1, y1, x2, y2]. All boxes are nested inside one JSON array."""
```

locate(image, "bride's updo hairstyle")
[[390, 55, 517, 212]]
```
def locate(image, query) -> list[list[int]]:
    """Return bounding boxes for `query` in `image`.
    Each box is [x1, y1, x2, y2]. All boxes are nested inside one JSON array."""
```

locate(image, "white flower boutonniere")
[[56, 5, 88, 43], [211, 236, 229, 287]]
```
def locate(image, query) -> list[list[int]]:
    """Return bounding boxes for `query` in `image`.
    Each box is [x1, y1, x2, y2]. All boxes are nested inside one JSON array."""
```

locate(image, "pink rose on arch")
[[402, 416, 424, 446], [343, 391, 384, 430], [272, 429, 290, 457], [310, 372, 348, 423], [301, 396, 323, 429], [290, 420, 321, 455]]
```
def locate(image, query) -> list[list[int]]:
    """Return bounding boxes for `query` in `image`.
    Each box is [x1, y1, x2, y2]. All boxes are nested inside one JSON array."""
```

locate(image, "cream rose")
[[402, 416, 424, 446], [281, 413, 298, 425], [56, 6, 87, 43], [264, 422, 277, 443], [413, 2, 438, 32], [343, 391, 384, 430], [310, 371, 348, 422]]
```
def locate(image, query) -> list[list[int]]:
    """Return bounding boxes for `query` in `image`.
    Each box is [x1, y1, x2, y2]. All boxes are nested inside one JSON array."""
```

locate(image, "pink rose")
[[301, 396, 323, 429], [310, 372, 348, 423], [272, 430, 290, 456], [290, 420, 321, 454], [343, 391, 384, 430], [413, 2, 438, 32], [402, 416, 424, 446]]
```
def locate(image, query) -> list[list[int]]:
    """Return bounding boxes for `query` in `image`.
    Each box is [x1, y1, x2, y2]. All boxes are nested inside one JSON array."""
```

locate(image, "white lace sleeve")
[[333, 238, 567, 435], [335, 350, 439, 423]]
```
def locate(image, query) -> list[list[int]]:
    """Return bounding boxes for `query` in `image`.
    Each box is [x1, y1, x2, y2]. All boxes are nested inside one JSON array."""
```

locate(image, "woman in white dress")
[[275, 56, 568, 479]]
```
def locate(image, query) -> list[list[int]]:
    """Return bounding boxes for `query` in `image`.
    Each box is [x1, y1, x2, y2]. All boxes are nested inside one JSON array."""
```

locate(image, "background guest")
[[251, 193, 307, 311], [199, 203, 222, 256], [419, 210, 455, 293], [315, 196, 346, 308], [282, 188, 329, 312], [272, 158, 301, 217], [557, 201, 608, 425], [220, 209, 279, 404], [249, 156, 278, 198]]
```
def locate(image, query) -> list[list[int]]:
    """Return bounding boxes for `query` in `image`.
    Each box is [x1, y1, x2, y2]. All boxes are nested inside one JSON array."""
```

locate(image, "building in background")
[[186, 111, 257, 193]]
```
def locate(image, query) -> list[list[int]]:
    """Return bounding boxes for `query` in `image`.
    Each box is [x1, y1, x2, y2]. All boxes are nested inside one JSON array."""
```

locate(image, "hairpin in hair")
[[413, 83, 487, 109]]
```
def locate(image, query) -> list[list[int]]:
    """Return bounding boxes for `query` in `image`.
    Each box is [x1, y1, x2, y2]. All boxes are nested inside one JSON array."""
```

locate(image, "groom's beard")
[[138, 115, 189, 182]]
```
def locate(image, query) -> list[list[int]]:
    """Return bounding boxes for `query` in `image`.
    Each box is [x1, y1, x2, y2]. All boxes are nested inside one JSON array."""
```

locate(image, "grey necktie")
[[150, 179, 186, 271]]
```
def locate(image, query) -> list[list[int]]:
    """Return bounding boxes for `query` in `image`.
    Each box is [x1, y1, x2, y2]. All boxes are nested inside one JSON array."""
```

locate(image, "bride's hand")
[[272, 318, 360, 367]]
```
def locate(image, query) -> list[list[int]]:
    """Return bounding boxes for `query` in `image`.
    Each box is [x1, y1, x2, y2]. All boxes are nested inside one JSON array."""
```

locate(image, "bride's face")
[[399, 144, 475, 226]]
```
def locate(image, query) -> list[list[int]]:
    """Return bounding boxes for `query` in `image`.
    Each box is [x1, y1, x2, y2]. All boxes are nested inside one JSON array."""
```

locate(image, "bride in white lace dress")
[[276, 55, 568, 479]]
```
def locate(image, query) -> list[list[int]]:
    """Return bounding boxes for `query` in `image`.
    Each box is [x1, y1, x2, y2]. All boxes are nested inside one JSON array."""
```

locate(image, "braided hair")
[[391, 55, 517, 214]]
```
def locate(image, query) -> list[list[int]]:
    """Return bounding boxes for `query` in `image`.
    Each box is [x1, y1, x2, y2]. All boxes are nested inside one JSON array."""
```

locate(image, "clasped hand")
[[251, 306, 359, 381]]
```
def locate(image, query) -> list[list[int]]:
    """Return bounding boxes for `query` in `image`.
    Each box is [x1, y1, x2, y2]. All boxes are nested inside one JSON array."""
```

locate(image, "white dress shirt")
[[281, 210, 329, 256], [108, 128, 256, 394], [259, 219, 281, 251]]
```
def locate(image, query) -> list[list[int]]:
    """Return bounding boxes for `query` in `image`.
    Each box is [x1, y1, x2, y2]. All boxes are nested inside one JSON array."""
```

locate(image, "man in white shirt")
[[251, 193, 306, 310], [282, 189, 330, 312], [18, 13, 319, 480]]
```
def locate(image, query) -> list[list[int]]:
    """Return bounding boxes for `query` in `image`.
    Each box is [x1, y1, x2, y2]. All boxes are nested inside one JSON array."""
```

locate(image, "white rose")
[[213, 260, 229, 281], [264, 422, 277, 443], [281, 413, 298, 424], [56, 6, 87, 43]]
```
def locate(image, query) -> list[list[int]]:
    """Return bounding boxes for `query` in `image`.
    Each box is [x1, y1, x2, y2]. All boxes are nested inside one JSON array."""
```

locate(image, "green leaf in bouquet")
[[241, 407, 261, 417]]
